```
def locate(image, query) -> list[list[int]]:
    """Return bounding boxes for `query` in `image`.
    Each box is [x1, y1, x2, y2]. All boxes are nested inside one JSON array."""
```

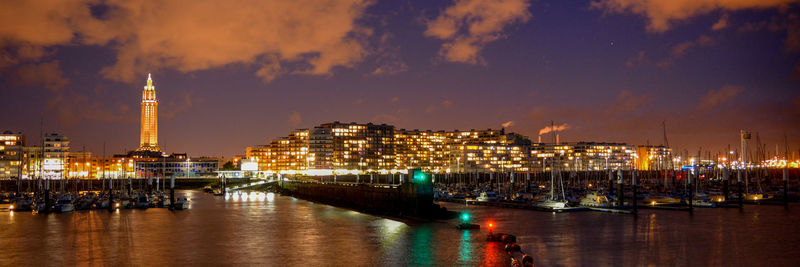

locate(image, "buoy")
[[521, 254, 534, 266]]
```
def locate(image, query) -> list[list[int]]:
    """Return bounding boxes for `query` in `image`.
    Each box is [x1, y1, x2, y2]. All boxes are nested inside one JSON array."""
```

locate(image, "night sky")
[[1, 0, 798, 158]]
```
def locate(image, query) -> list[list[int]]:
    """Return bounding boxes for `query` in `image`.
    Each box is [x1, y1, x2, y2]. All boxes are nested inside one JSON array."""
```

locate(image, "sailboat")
[[534, 121, 569, 210]]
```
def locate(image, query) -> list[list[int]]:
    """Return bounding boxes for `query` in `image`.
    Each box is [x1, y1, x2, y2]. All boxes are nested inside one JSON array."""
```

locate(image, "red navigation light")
[[488, 222, 494, 229]]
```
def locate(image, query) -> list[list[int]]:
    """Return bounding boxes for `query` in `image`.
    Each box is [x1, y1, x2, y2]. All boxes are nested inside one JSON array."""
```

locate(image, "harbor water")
[[1, 190, 798, 266]]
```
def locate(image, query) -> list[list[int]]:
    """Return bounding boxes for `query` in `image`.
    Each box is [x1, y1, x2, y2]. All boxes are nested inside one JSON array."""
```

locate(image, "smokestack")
[[556, 134, 560, 145], [538, 135, 541, 143]]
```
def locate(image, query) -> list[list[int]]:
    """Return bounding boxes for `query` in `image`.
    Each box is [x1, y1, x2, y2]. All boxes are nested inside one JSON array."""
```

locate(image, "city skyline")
[[0, 1, 798, 157]]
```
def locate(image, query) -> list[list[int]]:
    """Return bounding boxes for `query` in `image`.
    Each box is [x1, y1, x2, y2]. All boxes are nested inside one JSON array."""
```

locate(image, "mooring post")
[[608, 170, 614, 196], [170, 176, 175, 210], [688, 169, 694, 212], [108, 177, 114, 212], [632, 170, 638, 214], [784, 166, 789, 207], [44, 179, 50, 213], [737, 168, 743, 210], [617, 170, 623, 207], [723, 167, 729, 204]]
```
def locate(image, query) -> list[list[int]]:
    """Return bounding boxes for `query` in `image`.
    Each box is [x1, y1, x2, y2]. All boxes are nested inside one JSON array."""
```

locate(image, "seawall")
[[278, 181, 453, 220]]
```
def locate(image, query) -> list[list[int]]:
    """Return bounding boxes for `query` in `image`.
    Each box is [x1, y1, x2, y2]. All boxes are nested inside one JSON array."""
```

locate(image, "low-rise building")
[[0, 131, 24, 179]]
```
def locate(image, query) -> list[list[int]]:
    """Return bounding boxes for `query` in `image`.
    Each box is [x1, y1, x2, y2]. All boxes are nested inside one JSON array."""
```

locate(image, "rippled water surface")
[[1, 191, 798, 266]]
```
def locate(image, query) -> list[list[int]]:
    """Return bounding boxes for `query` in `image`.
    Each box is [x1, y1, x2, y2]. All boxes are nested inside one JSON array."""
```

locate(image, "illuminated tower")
[[137, 73, 160, 152]]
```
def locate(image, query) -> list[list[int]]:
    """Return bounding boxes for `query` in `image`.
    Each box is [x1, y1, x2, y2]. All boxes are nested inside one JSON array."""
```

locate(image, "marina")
[[2, 0, 800, 265], [1, 186, 799, 266]]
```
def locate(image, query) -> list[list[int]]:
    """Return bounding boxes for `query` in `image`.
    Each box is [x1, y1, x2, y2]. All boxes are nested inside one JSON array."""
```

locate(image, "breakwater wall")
[[278, 181, 452, 219]]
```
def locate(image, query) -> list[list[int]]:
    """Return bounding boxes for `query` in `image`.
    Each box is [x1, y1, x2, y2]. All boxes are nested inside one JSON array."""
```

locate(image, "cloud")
[[390, 96, 399, 103], [712, 13, 730, 30], [425, 0, 532, 64], [442, 99, 454, 108], [13, 61, 69, 91], [698, 85, 743, 109], [658, 35, 714, 68], [45, 90, 137, 127], [369, 61, 408, 76], [625, 50, 648, 68], [0, 0, 374, 83], [425, 99, 455, 113], [255, 59, 285, 83], [501, 121, 514, 127], [425, 105, 437, 113], [590, 0, 795, 33], [606, 90, 651, 115], [539, 123, 570, 135], [288, 111, 302, 127], [368, 32, 408, 76], [161, 91, 201, 119], [372, 109, 409, 125]]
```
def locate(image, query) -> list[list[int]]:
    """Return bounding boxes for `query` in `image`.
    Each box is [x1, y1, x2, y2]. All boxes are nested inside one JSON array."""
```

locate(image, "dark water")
[[1, 191, 798, 266]]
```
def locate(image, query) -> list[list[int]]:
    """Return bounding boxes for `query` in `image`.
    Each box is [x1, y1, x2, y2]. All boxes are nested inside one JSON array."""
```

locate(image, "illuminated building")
[[635, 145, 672, 170], [245, 145, 271, 171], [447, 130, 532, 172], [43, 133, 69, 179], [309, 122, 395, 171], [21, 146, 42, 179], [532, 142, 636, 171], [0, 131, 24, 179], [395, 129, 448, 171], [267, 129, 309, 172], [135, 155, 219, 178], [137, 73, 160, 152], [66, 151, 92, 179], [245, 122, 670, 174]]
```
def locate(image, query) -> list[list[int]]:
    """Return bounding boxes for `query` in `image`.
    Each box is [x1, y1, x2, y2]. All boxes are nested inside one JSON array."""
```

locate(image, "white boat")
[[0, 202, 11, 211], [476, 191, 499, 202], [691, 198, 717, 208], [579, 192, 611, 207], [93, 199, 110, 209], [54, 197, 75, 213], [174, 197, 190, 210], [13, 199, 33, 211], [535, 199, 568, 209], [158, 196, 171, 208]]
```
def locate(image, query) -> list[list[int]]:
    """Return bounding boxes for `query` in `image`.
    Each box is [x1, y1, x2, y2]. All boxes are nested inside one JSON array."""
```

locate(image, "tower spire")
[[137, 73, 160, 152]]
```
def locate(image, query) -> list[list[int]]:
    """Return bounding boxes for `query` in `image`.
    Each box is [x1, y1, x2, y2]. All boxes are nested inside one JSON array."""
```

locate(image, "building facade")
[[394, 129, 448, 171], [42, 133, 69, 179], [635, 145, 673, 170], [309, 122, 395, 172], [135, 156, 220, 178], [245, 122, 669, 174], [0, 131, 24, 179]]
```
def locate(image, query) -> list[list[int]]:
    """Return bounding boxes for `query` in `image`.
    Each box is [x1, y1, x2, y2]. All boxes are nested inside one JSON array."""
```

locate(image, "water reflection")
[[410, 226, 433, 265], [1, 192, 798, 266], [442, 202, 800, 266], [459, 229, 473, 264]]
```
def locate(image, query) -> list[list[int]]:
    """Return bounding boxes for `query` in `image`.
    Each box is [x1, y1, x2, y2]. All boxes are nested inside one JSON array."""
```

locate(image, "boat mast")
[[550, 121, 555, 200]]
